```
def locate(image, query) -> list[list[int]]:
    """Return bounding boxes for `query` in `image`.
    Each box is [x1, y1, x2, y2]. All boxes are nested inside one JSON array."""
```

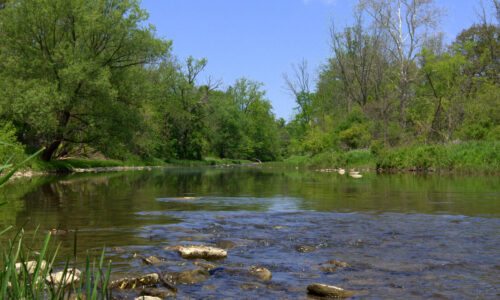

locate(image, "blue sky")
[[141, 0, 488, 120]]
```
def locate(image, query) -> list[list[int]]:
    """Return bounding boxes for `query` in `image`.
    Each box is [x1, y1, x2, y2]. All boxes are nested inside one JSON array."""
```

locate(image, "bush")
[[0, 122, 25, 165]]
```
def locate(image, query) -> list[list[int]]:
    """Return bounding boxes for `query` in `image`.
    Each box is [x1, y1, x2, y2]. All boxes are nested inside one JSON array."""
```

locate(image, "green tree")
[[0, 0, 170, 160]]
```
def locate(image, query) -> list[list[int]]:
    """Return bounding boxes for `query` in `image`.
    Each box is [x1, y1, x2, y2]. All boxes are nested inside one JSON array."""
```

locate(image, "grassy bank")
[[264, 141, 500, 173]]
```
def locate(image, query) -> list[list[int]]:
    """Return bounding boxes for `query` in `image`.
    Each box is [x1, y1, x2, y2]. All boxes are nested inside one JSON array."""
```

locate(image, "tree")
[[149, 56, 208, 160], [358, 0, 443, 127], [283, 59, 315, 129], [0, 0, 170, 160]]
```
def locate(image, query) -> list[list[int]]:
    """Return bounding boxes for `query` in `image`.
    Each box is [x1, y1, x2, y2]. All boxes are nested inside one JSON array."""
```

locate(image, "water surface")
[[1, 167, 499, 298]]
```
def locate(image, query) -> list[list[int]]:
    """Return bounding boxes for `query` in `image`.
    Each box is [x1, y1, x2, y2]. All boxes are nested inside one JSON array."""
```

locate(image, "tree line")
[[283, 0, 499, 157], [0, 0, 280, 162], [0, 0, 498, 165]]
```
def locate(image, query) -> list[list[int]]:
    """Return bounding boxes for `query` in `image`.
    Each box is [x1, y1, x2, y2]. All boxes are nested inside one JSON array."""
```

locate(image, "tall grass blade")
[[0, 148, 44, 187]]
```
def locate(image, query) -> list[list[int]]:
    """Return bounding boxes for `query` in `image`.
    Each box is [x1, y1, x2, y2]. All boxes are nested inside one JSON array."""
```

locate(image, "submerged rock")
[[193, 261, 217, 271], [165, 268, 210, 285], [135, 254, 165, 265], [295, 245, 316, 253], [140, 288, 176, 298], [46, 268, 82, 287], [176, 245, 227, 259], [307, 283, 355, 298], [216, 240, 236, 249], [109, 273, 160, 289], [318, 259, 350, 272], [15, 260, 47, 275], [248, 266, 272, 282]]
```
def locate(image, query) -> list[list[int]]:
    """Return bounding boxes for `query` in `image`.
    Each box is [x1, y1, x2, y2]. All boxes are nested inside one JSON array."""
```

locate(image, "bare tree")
[[283, 58, 311, 96], [330, 14, 383, 109], [358, 0, 443, 127]]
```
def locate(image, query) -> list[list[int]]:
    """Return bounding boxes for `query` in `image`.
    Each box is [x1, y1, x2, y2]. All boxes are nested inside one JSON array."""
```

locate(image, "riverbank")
[[263, 141, 500, 173], [8, 141, 499, 179], [10, 157, 256, 179]]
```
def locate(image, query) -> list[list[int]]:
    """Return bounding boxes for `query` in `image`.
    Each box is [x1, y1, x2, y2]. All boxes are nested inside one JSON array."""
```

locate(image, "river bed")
[[1, 167, 499, 299]]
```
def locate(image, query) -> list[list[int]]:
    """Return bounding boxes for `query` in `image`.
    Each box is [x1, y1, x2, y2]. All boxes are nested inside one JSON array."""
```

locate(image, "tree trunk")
[[40, 140, 62, 161], [40, 110, 71, 161]]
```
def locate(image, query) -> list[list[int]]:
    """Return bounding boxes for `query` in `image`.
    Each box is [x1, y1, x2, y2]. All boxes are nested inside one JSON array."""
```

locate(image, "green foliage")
[[376, 141, 500, 172], [0, 123, 25, 165], [0, 0, 170, 161]]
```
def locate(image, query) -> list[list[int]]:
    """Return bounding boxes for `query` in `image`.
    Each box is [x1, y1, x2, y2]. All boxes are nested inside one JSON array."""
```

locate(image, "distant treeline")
[[0, 0, 499, 167]]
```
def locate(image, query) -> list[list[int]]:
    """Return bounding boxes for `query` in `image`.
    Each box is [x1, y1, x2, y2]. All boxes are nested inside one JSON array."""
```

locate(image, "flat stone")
[[177, 245, 227, 259], [307, 283, 355, 298]]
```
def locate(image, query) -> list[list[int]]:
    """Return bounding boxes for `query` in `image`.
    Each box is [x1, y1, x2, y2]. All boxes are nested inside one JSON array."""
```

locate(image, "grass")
[[264, 150, 375, 169], [0, 230, 111, 299], [376, 141, 500, 173], [263, 141, 499, 173]]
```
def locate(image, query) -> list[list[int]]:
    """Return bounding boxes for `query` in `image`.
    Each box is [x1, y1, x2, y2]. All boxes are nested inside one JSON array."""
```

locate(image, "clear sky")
[[140, 0, 489, 120]]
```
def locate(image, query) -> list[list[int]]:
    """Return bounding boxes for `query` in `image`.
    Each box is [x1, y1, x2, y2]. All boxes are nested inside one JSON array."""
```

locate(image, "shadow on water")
[[0, 167, 499, 298]]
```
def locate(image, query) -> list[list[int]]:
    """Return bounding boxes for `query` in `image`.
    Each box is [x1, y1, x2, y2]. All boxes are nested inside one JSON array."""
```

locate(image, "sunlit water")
[[1, 167, 499, 299]]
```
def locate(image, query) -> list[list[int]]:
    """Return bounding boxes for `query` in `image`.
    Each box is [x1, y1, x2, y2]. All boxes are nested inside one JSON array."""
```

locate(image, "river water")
[[1, 167, 499, 299]]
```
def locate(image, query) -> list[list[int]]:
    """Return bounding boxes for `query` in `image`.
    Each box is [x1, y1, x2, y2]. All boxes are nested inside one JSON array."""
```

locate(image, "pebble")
[[307, 283, 355, 298], [295, 245, 316, 253]]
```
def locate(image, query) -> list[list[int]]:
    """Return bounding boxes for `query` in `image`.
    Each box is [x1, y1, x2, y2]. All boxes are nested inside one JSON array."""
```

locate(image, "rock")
[[307, 284, 355, 298], [248, 266, 272, 282], [134, 296, 162, 300], [239, 283, 265, 290], [165, 268, 210, 285], [15, 260, 47, 275], [193, 261, 217, 271], [319, 259, 350, 272], [135, 254, 164, 265], [350, 173, 363, 178], [48, 229, 73, 235], [167, 197, 200, 201], [338, 169, 346, 175], [273, 226, 282, 230], [295, 245, 316, 253], [176, 245, 227, 260], [140, 288, 176, 298], [46, 268, 81, 287], [109, 273, 160, 289], [216, 240, 236, 249], [326, 260, 349, 268]]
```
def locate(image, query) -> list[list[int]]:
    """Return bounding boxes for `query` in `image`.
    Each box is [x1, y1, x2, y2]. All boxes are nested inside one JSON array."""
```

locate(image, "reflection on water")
[[0, 167, 499, 298]]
